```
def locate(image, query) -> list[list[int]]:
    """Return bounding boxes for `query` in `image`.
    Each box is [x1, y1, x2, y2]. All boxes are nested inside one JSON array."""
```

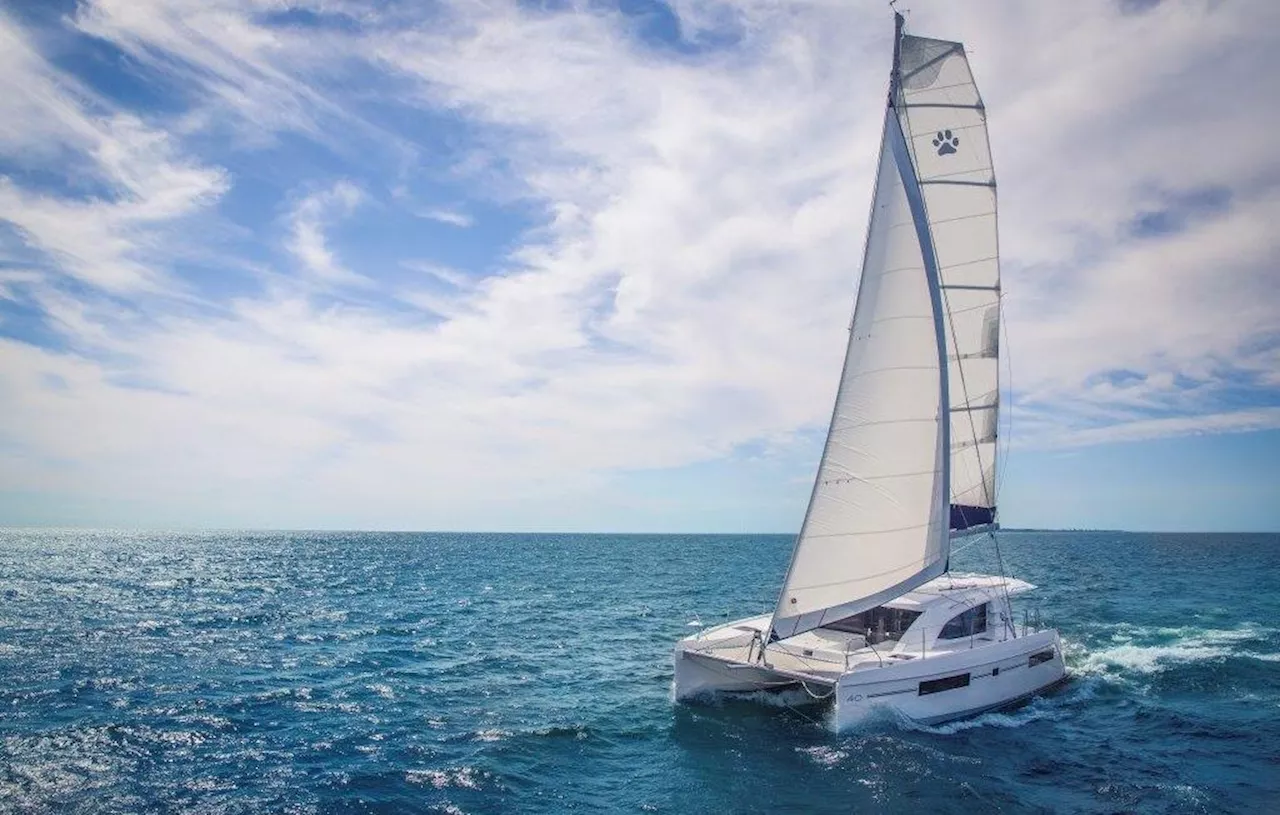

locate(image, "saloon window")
[[938, 604, 988, 640]]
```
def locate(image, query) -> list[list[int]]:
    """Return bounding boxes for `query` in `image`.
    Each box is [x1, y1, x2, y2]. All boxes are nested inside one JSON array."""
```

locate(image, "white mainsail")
[[769, 19, 999, 641]]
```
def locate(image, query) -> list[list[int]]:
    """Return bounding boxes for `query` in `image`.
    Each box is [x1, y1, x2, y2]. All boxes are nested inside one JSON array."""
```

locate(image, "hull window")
[[919, 673, 971, 696], [1028, 649, 1055, 667]]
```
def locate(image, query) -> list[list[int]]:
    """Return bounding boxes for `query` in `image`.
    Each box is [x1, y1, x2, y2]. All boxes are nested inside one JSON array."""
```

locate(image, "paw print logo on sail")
[[933, 129, 960, 156]]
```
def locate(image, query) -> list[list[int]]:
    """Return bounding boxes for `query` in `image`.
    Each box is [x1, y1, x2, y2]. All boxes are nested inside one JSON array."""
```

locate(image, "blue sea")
[[1, 530, 1278, 814]]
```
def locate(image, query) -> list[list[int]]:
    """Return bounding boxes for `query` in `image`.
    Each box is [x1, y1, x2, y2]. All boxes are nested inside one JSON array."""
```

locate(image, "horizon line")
[[1, 526, 1277, 536]]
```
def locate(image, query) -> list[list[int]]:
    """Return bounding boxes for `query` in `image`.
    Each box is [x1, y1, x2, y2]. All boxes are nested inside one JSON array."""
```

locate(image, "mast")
[[889, 11, 905, 101], [887, 28, 953, 588], [888, 8, 953, 578]]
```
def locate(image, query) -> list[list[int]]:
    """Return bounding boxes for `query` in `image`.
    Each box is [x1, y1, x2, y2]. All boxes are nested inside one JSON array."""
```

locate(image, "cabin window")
[[919, 673, 970, 695], [826, 606, 922, 642], [938, 604, 988, 640], [1028, 649, 1055, 667]]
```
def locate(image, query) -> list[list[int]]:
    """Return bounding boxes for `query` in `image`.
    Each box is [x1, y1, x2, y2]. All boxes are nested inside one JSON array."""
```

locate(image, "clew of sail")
[[769, 18, 1001, 641]]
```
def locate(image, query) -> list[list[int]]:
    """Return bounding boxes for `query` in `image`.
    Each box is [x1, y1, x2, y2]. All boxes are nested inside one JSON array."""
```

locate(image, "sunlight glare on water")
[[1, 530, 1277, 813]]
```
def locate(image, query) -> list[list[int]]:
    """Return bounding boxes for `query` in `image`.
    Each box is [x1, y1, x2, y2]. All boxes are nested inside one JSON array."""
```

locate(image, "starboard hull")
[[832, 628, 1065, 728]]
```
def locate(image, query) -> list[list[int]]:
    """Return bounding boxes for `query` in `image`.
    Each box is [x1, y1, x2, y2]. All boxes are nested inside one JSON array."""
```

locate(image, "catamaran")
[[674, 14, 1066, 729]]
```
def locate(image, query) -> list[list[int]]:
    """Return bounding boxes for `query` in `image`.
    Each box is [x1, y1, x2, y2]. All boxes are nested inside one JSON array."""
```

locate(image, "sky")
[[0, 0, 1277, 533]]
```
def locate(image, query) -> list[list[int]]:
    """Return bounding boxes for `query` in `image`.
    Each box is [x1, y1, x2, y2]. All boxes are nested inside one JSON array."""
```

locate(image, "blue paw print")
[[933, 129, 959, 156]]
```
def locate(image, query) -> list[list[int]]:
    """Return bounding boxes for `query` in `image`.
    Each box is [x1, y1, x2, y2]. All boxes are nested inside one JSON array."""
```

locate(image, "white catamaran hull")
[[673, 649, 797, 698], [832, 629, 1065, 728], [674, 627, 1065, 728]]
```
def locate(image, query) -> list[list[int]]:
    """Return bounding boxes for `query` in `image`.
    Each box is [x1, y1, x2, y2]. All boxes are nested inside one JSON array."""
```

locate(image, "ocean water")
[[1, 530, 1277, 814]]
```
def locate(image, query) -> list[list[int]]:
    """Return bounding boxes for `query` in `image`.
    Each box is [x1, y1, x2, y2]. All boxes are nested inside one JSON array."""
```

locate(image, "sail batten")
[[768, 17, 1001, 642]]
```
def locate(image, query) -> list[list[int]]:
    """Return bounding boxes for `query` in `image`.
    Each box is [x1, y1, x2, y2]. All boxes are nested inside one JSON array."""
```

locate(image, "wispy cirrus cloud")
[[0, 12, 228, 295], [73, 0, 346, 140], [285, 181, 366, 285], [414, 207, 473, 228], [1023, 407, 1280, 451]]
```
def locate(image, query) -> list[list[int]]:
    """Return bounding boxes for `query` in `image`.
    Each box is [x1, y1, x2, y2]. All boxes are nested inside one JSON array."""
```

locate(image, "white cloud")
[[0, 12, 229, 294], [75, 0, 336, 140], [285, 181, 366, 285], [0, 125, 228, 293], [0, 0, 1278, 527], [1022, 407, 1280, 451], [0, 269, 42, 302], [401, 261, 470, 289], [415, 208, 474, 228]]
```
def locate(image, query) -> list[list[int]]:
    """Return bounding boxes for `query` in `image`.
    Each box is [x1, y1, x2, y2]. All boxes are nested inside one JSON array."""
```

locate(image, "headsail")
[[769, 15, 1000, 641]]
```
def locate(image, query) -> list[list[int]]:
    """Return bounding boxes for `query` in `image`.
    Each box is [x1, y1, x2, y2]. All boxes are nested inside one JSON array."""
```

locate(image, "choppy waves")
[[1071, 621, 1280, 678], [2, 529, 1278, 813]]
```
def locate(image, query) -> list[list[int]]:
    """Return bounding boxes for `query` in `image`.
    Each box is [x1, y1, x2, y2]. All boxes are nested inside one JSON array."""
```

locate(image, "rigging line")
[[940, 284, 993, 510], [947, 532, 991, 558], [989, 527, 1015, 637], [995, 290, 1013, 501], [781, 688, 831, 730], [866, 634, 885, 668]]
